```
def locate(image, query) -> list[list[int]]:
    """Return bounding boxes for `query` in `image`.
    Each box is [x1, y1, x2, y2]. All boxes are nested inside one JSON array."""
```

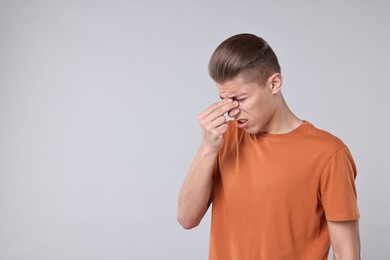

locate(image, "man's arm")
[[328, 220, 361, 260], [177, 99, 238, 229], [177, 144, 216, 229]]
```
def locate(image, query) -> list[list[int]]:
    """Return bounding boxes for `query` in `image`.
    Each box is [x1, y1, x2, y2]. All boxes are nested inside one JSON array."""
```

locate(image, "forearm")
[[177, 143, 217, 229]]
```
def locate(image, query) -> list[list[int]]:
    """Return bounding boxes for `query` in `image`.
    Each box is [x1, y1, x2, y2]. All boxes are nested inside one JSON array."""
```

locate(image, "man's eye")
[[236, 98, 246, 102]]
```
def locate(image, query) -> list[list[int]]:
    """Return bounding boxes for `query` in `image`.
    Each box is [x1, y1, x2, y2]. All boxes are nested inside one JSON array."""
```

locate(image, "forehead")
[[216, 75, 254, 98]]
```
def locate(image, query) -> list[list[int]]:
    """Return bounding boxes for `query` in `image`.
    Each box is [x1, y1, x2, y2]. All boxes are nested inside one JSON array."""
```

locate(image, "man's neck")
[[262, 97, 302, 134]]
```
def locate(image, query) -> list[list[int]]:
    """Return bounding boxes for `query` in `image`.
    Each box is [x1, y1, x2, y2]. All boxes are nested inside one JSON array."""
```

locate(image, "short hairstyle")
[[208, 33, 281, 85]]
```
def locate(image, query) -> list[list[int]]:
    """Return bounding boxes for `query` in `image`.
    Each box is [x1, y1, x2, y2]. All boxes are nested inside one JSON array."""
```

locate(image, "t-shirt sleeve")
[[319, 146, 360, 221]]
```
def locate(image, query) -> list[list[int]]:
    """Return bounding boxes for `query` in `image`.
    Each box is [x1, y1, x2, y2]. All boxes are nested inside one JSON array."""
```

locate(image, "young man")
[[177, 33, 360, 260]]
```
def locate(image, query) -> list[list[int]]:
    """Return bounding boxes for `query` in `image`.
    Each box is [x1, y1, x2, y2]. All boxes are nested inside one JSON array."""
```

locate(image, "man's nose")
[[228, 107, 240, 118]]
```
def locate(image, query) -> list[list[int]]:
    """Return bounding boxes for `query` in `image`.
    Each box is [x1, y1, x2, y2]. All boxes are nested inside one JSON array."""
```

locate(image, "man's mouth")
[[236, 119, 248, 128]]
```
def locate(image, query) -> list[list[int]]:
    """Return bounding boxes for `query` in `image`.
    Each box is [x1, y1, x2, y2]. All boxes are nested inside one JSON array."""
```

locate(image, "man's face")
[[217, 74, 280, 134]]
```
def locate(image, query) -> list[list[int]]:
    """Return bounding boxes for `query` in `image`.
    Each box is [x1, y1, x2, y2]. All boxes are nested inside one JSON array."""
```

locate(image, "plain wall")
[[0, 0, 389, 259]]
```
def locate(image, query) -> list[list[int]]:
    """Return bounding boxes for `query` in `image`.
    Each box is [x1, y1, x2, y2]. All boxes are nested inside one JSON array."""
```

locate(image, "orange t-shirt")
[[209, 121, 360, 260]]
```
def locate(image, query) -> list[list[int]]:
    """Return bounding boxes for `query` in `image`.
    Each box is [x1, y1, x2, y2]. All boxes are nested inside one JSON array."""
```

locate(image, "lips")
[[236, 119, 248, 128]]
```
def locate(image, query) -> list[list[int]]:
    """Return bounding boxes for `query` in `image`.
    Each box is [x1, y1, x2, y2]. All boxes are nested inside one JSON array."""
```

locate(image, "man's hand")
[[197, 99, 239, 153]]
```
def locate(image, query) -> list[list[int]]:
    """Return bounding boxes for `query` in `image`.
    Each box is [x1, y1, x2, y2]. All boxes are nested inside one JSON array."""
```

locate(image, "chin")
[[243, 127, 258, 135], [243, 124, 264, 135]]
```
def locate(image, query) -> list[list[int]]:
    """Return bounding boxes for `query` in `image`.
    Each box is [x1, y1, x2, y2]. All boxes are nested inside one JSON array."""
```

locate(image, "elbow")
[[177, 210, 200, 230]]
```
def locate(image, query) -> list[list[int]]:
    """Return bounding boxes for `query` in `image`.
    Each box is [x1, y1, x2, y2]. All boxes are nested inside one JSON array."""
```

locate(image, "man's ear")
[[269, 73, 282, 94]]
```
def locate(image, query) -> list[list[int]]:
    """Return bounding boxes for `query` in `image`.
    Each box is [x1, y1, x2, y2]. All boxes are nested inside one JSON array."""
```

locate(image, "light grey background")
[[0, 0, 389, 259]]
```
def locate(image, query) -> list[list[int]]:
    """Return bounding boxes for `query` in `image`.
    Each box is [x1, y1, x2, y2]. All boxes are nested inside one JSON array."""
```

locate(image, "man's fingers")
[[214, 122, 229, 138], [203, 121, 229, 139], [198, 99, 238, 146], [208, 101, 238, 122], [198, 99, 238, 123], [198, 99, 230, 120], [206, 115, 227, 130]]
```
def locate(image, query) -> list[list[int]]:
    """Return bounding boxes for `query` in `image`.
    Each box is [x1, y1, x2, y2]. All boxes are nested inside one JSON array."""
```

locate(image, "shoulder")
[[289, 121, 353, 167], [302, 121, 347, 152]]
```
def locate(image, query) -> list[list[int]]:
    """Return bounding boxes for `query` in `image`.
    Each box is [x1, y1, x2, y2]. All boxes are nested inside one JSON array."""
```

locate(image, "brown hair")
[[208, 33, 281, 85]]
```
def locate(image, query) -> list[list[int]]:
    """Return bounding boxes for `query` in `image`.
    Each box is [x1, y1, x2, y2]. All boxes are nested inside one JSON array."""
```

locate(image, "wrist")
[[199, 142, 220, 157]]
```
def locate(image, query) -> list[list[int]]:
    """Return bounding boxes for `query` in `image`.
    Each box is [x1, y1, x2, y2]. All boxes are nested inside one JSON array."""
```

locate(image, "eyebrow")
[[219, 94, 247, 100]]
